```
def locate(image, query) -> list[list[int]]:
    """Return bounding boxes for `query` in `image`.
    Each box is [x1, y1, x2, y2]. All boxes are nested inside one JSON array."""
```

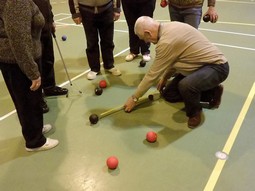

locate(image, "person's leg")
[[182, 7, 202, 29], [80, 8, 100, 72], [0, 62, 46, 148], [138, 0, 156, 55], [161, 74, 185, 102], [168, 6, 184, 22], [178, 63, 229, 118], [98, 7, 115, 70], [41, 32, 56, 89], [41, 33, 68, 96], [121, 2, 140, 55]]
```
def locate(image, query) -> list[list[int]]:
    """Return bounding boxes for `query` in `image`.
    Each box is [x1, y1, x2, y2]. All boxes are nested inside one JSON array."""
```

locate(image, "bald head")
[[134, 16, 160, 44]]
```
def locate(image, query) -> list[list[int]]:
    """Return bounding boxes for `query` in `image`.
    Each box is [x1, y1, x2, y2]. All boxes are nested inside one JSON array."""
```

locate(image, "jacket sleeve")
[[68, 0, 81, 18]]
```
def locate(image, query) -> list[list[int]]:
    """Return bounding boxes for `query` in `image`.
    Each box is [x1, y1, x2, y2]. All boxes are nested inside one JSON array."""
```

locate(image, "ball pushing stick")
[[89, 93, 160, 124]]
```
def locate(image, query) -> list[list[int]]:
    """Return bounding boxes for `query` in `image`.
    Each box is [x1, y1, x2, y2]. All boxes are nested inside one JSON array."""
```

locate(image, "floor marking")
[[214, 21, 255, 27], [0, 110, 16, 121], [200, 28, 255, 37], [213, 43, 255, 51], [204, 82, 255, 191], [217, 0, 255, 4]]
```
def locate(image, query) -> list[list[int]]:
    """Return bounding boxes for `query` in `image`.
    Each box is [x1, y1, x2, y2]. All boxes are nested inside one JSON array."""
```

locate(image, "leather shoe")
[[209, 85, 223, 109], [41, 99, 49, 113], [188, 111, 202, 129], [44, 86, 68, 96]]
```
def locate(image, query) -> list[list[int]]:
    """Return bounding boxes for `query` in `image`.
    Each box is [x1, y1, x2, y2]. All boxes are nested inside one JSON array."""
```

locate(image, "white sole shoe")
[[106, 67, 121, 76], [42, 124, 52, 134], [142, 54, 151, 62], [87, 71, 99, 80], [125, 53, 138, 62], [26, 138, 59, 152]]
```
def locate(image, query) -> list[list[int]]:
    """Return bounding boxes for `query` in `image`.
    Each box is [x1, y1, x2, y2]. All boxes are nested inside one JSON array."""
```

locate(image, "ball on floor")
[[160, 0, 168, 7], [99, 80, 107, 88], [89, 114, 99, 124], [139, 60, 146, 67], [106, 156, 119, 169], [95, 87, 103, 95], [62, 35, 67, 41], [146, 131, 157, 143]]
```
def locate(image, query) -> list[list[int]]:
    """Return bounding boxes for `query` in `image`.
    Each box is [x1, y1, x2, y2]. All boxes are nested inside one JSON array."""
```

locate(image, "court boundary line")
[[203, 82, 255, 191]]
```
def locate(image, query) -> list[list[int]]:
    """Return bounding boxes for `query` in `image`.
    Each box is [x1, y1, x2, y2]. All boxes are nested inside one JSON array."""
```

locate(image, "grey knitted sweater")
[[0, 0, 45, 80]]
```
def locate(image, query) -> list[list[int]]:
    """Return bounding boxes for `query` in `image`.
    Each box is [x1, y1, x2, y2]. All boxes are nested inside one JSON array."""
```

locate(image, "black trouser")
[[79, 5, 115, 72], [121, 0, 156, 55], [0, 62, 46, 148], [41, 31, 56, 89]]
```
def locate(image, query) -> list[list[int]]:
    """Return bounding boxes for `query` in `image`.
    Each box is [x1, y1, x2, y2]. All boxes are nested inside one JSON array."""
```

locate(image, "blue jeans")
[[162, 63, 229, 117], [168, 5, 202, 29]]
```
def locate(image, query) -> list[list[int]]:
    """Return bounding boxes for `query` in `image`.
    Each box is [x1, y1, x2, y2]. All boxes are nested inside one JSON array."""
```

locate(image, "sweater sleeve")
[[68, 0, 81, 18], [4, 0, 40, 80], [133, 42, 177, 98]]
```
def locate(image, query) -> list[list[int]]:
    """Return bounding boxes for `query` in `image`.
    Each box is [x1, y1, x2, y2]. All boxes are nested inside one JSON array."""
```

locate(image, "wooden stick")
[[99, 92, 161, 119], [89, 92, 161, 124]]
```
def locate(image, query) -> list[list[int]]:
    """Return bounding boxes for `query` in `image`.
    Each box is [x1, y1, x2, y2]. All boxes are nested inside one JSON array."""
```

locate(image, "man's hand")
[[124, 96, 137, 112], [157, 78, 167, 93], [204, 6, 218, 23], [73, 17, 82, 24], [30, 77, 41, 91], [113, 12, 120, 21]]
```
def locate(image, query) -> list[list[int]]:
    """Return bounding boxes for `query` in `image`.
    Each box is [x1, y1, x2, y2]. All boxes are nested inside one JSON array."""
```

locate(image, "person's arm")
[[4, 0, 40, 81], [113, 0, 121, 21], [68, 0, 82, 24], [204, 0, 218, 23], [48, 0, 56, 33], [124, 43, 176, 112]]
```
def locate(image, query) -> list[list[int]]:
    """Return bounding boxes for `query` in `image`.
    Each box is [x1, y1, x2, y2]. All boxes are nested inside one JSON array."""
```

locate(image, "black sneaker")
[[44, 86, 68, 96], [41, 99, 49, 113]]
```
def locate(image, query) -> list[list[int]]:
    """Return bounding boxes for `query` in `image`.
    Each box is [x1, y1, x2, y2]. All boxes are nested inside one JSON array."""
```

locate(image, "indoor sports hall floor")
[[0, 0, 255, 190]]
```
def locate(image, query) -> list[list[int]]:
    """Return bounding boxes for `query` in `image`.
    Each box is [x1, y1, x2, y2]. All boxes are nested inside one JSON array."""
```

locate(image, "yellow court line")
[[204, 82, 255, 191]]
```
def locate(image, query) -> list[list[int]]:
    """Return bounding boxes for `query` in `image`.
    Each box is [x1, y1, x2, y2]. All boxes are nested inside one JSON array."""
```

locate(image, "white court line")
[[200, 28, 255, 37], [217, 0, 255, 4], [204, 82, 255, 191], [213, 43, 255, 51], [215, 21, 255, 27], [0, 110, 16, 121]]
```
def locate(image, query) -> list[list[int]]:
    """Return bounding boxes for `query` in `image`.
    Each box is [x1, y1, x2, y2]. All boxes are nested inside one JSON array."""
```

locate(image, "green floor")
[[1, 0, 255, 190]]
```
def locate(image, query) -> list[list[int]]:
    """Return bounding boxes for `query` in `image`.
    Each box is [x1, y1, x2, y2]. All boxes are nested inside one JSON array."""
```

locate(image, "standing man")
[[33, 0, 69, 113], [121, 0, 156, 62], [124, 16, 229, 128], [160, 0, 218, 29], [68, 0, 122, 80]]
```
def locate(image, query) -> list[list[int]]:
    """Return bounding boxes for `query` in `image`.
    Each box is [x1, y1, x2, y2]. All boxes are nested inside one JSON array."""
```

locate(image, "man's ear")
[[144, 30, 152, 38]]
